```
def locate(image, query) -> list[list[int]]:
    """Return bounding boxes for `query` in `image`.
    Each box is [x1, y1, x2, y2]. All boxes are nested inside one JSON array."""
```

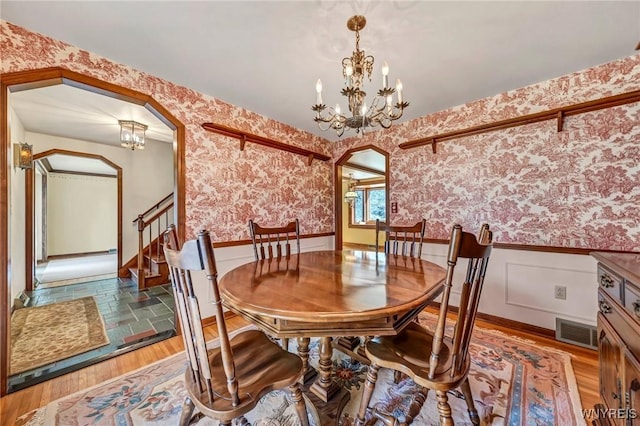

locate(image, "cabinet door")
[[623, 349, 640, 425], [599, 313, 624, 422]]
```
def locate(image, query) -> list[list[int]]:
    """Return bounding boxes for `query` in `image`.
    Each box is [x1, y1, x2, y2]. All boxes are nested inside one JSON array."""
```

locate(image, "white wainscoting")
[[422, 242, 599, 330]]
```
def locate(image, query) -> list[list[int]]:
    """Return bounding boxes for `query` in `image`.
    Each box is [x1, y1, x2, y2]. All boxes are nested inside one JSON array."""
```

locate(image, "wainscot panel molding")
[[421, 242, 598, 330]]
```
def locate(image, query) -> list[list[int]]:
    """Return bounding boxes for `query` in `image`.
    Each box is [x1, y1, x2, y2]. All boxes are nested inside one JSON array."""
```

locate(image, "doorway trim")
[[334, 145, 390, 251], [26, 149, 123, 292], [0, 67, 186, 396]]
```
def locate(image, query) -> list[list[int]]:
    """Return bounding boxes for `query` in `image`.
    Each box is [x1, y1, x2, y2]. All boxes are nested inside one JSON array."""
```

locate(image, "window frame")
[[348, 180, 386, 229]]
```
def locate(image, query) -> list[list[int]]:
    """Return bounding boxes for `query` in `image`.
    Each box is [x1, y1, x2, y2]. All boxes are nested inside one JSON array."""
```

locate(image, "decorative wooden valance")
[[202, 122, 331, 166], [399, 89, 640, 153]]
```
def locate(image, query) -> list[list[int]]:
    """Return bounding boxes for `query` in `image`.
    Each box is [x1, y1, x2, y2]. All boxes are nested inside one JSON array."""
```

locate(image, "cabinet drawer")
[[598, 264, 623, 303], [599, 290, 640, 362], [624, 281, 640, 324]]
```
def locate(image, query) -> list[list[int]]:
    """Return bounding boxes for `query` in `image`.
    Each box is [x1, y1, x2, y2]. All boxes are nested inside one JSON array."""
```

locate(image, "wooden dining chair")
[[248, 218, 301, 351], [163, 225, 309, 426], [355, 223, 493, 426], [376, 219, 426, 258], [249, 219, 300, 260]]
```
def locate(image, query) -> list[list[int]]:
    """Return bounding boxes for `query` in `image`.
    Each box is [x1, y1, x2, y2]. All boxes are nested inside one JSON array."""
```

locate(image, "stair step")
[[128, 267, 162, 279], [143, 254, 166, 264]]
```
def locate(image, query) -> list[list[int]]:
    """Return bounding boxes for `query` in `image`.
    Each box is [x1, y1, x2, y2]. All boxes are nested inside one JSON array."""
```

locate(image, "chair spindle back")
[[376, 219, 426, 258], [163, 225, 239, 406], [249, 219, 300, 260], [430, 223, 493, 379]]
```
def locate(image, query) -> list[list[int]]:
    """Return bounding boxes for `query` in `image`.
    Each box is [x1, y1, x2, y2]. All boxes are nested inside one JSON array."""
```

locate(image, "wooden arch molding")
[[0, 67, 186, 396], [334, 144, 390, 250]]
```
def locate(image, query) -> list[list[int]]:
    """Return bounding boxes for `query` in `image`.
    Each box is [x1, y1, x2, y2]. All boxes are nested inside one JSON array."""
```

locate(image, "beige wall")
[[341, 180, 378, 247], [9, 106, 26, 306], [47, 173, 117, 255]]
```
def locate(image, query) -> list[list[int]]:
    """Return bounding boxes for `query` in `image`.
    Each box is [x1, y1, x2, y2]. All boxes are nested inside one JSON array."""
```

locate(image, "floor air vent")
[[555, 318, 597, 350]]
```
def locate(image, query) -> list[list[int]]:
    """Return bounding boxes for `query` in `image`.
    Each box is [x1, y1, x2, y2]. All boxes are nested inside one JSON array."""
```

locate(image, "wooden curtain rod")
[[202, 122, 331, 166], [399, 89, 640, 153]]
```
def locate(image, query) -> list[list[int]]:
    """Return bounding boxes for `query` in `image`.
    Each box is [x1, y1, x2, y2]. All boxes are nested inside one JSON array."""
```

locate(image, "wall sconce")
[[15, 142, 33, 169], [119, 120, 147, 150]]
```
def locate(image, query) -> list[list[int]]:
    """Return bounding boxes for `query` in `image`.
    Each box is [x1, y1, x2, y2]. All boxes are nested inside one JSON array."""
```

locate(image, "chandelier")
[[119, 120, 147, 150], [312, 15, 409, 137]]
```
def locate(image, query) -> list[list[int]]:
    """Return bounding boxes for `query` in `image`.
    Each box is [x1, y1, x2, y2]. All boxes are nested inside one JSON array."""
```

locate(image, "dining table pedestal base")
[[309, 337, 342, 402], [303, 382, 350, 426]]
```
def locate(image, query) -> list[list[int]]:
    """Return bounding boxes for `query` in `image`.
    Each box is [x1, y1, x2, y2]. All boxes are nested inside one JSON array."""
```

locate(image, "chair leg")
[[404, 386, 429, 424], [178, 396, 195, 426], [289, 383, 309, 426], [355, 364, 380, 426], [282, 337, 289, 351], [236, 416, 251, 426], [435, 391, 454, 426], [460, 378, 480, 425]]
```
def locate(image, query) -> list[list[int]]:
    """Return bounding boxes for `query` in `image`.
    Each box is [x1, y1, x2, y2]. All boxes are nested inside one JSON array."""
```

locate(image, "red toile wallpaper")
[[0, 21, 334, 242], [2, 20, 640, 251], [334, 55, 640, 251]]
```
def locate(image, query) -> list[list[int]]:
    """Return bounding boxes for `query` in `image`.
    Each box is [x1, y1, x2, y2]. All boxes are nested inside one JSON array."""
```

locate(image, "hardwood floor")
[[0, 314, 601, 425]]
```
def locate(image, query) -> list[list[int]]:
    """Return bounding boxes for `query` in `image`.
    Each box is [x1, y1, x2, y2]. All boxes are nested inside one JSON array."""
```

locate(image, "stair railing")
[[133, 193, 174, 288]]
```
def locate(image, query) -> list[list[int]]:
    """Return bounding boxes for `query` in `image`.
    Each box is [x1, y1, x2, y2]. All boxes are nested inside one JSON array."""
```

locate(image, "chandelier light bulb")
[[316, 79, 323, 104], [396, 78, 403, 104], [335, 103, 341, 114], [382, 61, 389, 88], [345, 65, 353, 87]]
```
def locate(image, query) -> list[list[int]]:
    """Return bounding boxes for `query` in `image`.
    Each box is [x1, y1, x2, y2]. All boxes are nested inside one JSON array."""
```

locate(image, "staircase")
[[127, 193, 174, 288]]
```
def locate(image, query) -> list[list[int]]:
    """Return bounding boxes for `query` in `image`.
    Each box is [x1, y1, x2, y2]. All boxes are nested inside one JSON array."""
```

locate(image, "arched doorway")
[[334, 145, 389, 251], [26, 149, 122, 291], [0, 67, 186, 396]]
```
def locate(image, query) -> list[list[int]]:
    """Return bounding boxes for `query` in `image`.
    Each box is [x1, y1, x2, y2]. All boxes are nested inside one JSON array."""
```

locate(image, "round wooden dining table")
[[218, 249, 446, 422]]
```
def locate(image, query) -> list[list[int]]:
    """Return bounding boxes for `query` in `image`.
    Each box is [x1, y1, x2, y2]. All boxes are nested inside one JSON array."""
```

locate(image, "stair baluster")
[[131, 193, 174, 288]]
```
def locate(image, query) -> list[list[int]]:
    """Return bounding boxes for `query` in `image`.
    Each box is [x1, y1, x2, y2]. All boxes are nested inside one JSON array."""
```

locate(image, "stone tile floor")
[[8, 277, 175, 392]]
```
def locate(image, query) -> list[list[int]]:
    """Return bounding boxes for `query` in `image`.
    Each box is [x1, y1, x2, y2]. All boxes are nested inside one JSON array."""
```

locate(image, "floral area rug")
[[10, 296, 109, 375], [17, 315, 586, 425]]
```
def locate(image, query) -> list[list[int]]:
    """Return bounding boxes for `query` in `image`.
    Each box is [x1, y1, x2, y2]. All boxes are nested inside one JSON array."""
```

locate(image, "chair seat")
[[185, 330, 304, 422], [366, 321, 470, 391]]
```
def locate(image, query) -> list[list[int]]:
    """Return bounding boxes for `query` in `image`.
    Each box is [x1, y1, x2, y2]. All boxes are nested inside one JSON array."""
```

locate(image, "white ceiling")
[[10, 85, 174, 147], [41, 154, 118, 176], [2, 0, 639, 147], [342, 149, 385, 180]]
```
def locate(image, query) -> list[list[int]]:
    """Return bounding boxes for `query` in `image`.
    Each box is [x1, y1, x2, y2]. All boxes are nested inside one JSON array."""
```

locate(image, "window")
[[350, 184, 386, 226]]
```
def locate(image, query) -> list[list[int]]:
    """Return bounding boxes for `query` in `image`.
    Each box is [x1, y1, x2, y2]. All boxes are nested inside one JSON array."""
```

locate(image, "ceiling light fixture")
[[119, 120, 147, 150], [313, 15, 409, 137], [344, 173, 359, 204]]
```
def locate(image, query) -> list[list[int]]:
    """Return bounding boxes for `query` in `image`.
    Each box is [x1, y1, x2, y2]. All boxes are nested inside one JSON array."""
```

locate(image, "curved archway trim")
[[0, 67, 186, 396]]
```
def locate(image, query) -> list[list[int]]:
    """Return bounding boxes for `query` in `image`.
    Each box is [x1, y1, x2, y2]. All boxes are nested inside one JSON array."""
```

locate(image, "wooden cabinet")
[[592, 252, 640, 426], [624, 349, 640, 424]]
